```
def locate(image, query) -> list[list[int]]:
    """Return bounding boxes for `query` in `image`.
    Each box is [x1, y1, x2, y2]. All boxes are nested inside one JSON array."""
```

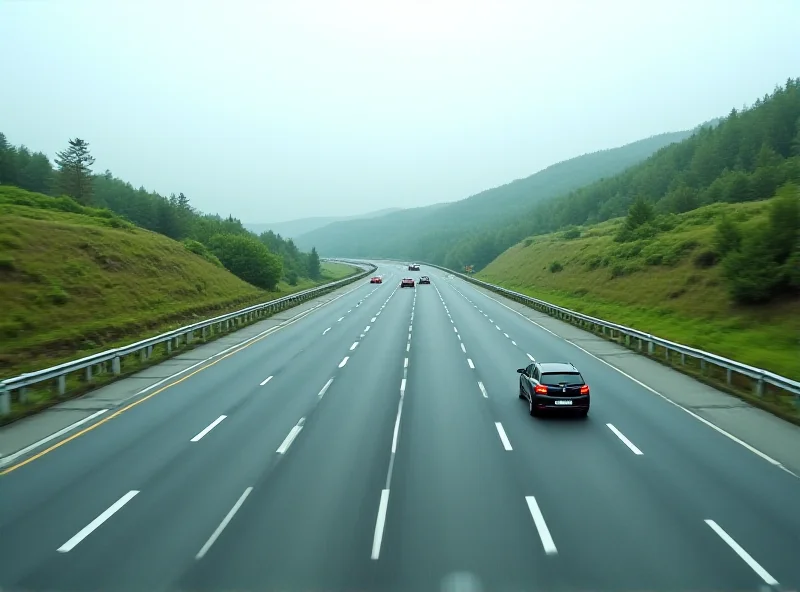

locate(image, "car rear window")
[[540, 372, 584, 386]]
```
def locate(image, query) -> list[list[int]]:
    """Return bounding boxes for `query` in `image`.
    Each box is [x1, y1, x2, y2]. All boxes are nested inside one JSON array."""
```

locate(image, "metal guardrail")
[[0, 261, 377, 416], [369, 258, 799, 402]]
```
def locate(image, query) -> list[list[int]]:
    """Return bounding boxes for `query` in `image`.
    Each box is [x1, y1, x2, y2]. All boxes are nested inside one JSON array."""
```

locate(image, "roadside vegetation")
[[479, 194, 800, 382], [0, 186, 356, 379]]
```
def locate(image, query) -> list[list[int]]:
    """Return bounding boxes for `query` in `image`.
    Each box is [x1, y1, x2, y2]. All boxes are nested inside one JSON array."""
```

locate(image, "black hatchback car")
[[517, 360, 590, 417]]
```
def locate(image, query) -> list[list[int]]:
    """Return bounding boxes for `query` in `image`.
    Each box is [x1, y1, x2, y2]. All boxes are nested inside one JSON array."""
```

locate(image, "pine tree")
[[307, 247, 321, 279], [55, 138, 96, 204]]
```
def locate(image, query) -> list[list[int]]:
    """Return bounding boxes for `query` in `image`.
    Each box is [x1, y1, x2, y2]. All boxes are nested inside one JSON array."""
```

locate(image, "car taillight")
[[534, 385, 548, 394], [580, 385, 589, 395]]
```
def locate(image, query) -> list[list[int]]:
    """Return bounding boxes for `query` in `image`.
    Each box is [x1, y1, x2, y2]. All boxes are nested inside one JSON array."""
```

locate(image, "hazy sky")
[[2, 0, 799, 223]]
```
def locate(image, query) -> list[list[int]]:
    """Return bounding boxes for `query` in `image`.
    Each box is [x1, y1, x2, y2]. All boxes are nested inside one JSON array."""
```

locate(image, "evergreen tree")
[[55, 138, 95, 204]]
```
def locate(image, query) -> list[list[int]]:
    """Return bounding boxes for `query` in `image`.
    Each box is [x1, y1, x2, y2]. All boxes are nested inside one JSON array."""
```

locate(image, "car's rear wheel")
[[577, 408, 589, 418], [529, 397, 539, 417], [519, 384, 525, 399]]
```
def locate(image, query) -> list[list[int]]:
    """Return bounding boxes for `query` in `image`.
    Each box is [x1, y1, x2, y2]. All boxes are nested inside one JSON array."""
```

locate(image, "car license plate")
[[554, 400, 573, 406]]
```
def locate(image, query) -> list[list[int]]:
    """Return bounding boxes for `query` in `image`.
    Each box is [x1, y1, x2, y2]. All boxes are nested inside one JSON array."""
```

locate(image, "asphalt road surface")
[[0, 262, 798, 592]]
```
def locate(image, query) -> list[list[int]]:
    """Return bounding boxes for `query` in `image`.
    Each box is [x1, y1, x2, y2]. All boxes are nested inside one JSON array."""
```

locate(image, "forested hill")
[[493, 78, 800, 249], [0, 133, 324, 288], [293, 129, 697, 265]]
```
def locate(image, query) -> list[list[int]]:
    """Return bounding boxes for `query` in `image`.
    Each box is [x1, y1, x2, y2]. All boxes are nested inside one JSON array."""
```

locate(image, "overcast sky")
[[1, 0, 799, 223]]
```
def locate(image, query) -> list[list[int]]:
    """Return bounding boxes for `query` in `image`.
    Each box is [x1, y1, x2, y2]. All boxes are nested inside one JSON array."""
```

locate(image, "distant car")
[[370, 276, 383, 284], [418, 276, 431, 284], [408, 264, 420, 271], [517, 360, 590, 417], [400, 277, 415, 288]]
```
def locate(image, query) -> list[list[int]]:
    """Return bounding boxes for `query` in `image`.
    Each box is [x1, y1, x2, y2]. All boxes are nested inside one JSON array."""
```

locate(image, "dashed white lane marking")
[[409, 325, 412, 332], [406, 343, 410, 352], [277, 418, 305, 454], [450, 319, 454, 324], [408, 333, 412, 340], [504, 333, 509, 338], [401, 378, 407, 392], [495, 325, 501, 331], [195, 487, 252, 560], [525, 496, 558, 555], [322, 327, 331, 335], [457, 334, 461, 340], [371, 317, 377, 322], [371, 489, 390, 559], [191, 415, 227, 442], [527, 353, 535, 361], [495, 422, 513, 450], [467, 358, 475, 369], [460, 343, 467, 353], [350, 342, 359, 351], [391, 400, 404, 454], [512, 340, 517, 346], [606, 424, 643, 455], [318, 378, 334, 398], [478, 381, 488, 398], [338, 317, 344, 322], [705, 520, 778, 586], [339, 356, 349, 368], [453, 327, 458, 332], [365, 325, 371, 332], [348, 309, 352, 313], [58, 490, 139, 552], [259, 376, 273, 386], [402, 358, 408, 369]]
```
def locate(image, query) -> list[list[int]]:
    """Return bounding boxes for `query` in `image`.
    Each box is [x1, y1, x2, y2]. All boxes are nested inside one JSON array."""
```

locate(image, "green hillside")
[[478, 196, 800, 382], [0, 186, 355, 377], [294, 130, 697, 266]]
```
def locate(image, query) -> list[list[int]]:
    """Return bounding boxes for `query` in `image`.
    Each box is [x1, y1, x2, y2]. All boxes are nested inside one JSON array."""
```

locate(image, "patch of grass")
[[478, 199, 800, 381], [0, 187, 359, 379]]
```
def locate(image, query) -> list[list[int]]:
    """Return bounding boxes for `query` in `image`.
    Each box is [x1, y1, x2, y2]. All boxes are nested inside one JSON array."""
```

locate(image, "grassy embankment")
[[0, 186, 358, 420], [478, 200, 800, 419]]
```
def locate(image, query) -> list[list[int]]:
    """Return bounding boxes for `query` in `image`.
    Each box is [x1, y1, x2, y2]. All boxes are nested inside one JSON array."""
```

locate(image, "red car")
[[370, 276, 383, 284], [400, 277, 415, 288]]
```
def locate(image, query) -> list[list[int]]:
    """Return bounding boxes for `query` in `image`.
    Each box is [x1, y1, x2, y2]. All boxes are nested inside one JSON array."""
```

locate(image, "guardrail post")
[[85, 365, 93, 382], [57, 375, 66, 397], [140, 349, 147, 362], [755, 378, 764, 397], [186, 330, 194, 343], [19, 387, 28, 404], [647, 341, 654, 355], [726, 368, 732, 385], [680, 353, 685, 365], [0, 385, 10, 416], [166, 339, 172, 354], [112, 356, 121, 375]]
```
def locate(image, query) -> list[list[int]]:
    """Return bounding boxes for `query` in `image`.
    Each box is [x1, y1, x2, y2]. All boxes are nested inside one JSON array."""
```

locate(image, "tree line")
[[0, 134, 322, 290]]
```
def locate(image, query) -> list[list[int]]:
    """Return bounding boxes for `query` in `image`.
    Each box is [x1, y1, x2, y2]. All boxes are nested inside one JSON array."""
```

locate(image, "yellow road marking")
[[1, 282, 367, 476]]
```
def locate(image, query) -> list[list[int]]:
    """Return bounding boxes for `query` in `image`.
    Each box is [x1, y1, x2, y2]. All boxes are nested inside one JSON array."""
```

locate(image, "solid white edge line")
[[318, 378, 334, 398], [350, 342, 359, 351], [460, 343, 467, 353], [525, 496, 557, 555], [495, 422, 513, 450], [277, 423, 304, 454], [58, 490, 139, 552], [704, 519, 778, 585], [467, 358, 475, 369], [195, 487, 253, 560], [339, 356, 349, 368], [371, 489, 390, 560], [0, 409, 109, 467], [606, 423, 643, 455], [259, 375, 273, 386], [190, 415, 227, 442], [478, 381, 488, 398]]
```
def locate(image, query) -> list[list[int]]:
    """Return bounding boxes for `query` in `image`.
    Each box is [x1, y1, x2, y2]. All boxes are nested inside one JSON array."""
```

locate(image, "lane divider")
[[58, 490, 139, 553]]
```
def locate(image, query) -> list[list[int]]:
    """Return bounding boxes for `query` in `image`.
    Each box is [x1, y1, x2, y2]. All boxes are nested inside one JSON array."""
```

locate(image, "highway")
[[0, 261, 798, 592]]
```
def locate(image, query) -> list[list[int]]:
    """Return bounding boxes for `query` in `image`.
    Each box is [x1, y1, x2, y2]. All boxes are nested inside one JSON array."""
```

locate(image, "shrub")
[[287, 269, 299, 285], [549, 261, 563, 273], [722, 225, 782, 304], [47, 282, 70, 305], [561, 228, 581, 240], [183, 239, 223, 267], [523, 238, 533, 247], [693, 249, 719, 268], [208, 233, 283, 290], [0, 254, 15, 270], [714, 215, 742, 256]]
